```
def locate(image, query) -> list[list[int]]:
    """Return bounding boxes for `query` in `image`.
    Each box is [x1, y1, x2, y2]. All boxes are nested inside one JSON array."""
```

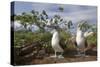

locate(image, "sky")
[[12, 1, 97, 32]]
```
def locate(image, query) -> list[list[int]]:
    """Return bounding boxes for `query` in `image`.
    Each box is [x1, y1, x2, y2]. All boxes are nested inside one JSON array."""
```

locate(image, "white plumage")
[[52, 29, 64, 52], [76, 27, 85, 49], [84, 31, 94, 38], [76, 25, 86, 57], [51, 29, 64, 58]]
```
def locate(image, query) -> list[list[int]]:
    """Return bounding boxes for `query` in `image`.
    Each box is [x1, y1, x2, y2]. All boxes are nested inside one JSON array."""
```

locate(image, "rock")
[[39, 49, 46, 55]]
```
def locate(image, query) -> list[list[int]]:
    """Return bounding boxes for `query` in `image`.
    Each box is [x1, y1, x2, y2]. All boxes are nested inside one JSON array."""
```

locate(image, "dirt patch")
[[30, 55, 97, 64], [30, 49, 97, 65]]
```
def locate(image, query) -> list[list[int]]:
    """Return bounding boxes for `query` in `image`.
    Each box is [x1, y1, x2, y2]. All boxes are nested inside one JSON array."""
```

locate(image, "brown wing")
[[85, 39, 88, 48], [74, 41, 78, 47], [59, 40, 66, 50]]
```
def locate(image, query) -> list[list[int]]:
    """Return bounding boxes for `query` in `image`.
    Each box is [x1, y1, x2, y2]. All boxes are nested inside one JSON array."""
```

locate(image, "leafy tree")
[[45, 6, 73, 33], [15, 12, 32, 30], [30, 10, 48, 32], [14, 8, 73, 32]]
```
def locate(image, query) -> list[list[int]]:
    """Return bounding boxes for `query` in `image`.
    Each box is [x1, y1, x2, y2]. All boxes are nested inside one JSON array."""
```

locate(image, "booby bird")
[[51, 29, 64, 58], [76, 24, 88, 57], [84, 31, 94, 38]]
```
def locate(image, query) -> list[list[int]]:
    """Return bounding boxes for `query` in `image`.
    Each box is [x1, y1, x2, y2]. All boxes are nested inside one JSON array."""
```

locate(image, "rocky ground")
[[30, 55, 97, 64], [30, 49, 97, 65], [13, 43, 97, 65], [30, 50, 97, 65]]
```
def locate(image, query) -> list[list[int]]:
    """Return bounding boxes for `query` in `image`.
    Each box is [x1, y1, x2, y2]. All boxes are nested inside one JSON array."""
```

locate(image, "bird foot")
[[81, 54, 90, 57], [74, 54, 81, 57], [58, 55, 64, 59], [75, 54, 89, 57], [85, 55, 90, 57], [50, 55, 57, 58]]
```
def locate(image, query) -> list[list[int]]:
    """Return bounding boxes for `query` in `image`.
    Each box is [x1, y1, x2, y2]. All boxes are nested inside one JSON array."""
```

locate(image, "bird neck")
[[53, 30, 59, 37], [52, 30, 59, 40], [76, 28, 84, 38]]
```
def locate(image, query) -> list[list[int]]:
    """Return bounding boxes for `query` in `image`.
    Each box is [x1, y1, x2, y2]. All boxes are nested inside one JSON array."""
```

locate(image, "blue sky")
[[14, 1, 97, 24]]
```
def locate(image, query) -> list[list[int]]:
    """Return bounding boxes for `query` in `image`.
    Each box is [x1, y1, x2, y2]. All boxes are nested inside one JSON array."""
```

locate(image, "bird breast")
[[76, 30, 85, 48], [51, 31, 64, 52], [52, 32, 60, 45], [76, 36, 85, 45]]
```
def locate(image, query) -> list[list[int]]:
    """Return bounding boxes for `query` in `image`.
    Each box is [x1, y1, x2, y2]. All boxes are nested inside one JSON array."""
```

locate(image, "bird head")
[[50, 29, 57, 34]]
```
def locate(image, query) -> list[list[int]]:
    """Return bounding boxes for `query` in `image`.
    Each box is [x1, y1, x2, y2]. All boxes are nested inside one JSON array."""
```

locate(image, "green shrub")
[[87, 33, 97, 46], [14, 31, 52, 47], [59, 31, 72, 49]]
